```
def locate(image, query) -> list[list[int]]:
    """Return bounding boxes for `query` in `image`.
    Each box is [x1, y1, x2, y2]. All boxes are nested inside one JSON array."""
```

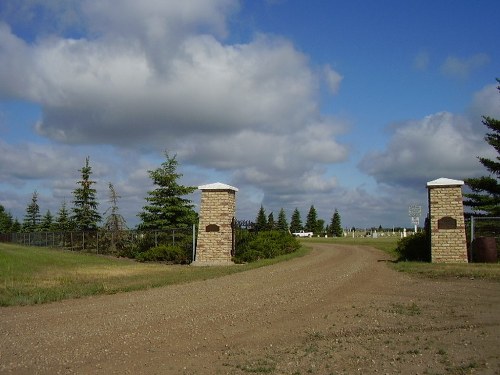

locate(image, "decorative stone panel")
[[427, 178, 468, 263], [192, 182, 238, 266]]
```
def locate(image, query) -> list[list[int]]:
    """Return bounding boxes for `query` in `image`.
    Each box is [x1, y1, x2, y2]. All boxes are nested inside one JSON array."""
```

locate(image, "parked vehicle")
[[292, 230, 313, 238]]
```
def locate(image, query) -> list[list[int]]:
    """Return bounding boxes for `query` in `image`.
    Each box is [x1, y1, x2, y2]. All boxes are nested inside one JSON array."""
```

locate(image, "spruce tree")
[[0, 205, 14, 233], [22, 191, 41, 232], [267, 212, 275, 230], [138, 152, 197, 230], [72, 157, 101, 231], [40, 210, 54, 232], [464, 79, 500, 216], [330, 209, 343, 237], [254, 205, 268, 232], [305, 205, 318, 233], [103, 183, 128, 231], [55, 201, 74, 232], [290, 208, 303, 233], [277, 208, 289, 232]]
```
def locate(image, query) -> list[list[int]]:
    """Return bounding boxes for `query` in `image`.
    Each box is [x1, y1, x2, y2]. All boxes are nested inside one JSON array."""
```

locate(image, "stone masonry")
[[192, 182, 238, 266], [427, 178, 468, 263]]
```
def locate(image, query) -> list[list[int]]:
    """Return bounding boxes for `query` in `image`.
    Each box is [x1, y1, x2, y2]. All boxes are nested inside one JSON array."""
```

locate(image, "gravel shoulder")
[[1, 243, 499, 374]]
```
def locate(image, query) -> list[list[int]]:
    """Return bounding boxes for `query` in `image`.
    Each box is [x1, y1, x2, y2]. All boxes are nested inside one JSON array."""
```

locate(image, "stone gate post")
[[426, 178, 468, 263], [192, 182, 238, 266]]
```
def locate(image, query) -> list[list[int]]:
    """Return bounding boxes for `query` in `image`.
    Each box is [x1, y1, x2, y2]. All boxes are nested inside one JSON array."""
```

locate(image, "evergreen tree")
[[72, 157, 101, 231], [22, 191, 41, 232], [305, 205, 318, 233], [277, 208, 289, 232], [55, 201, 74, 231], [40, 210, 54, 232], [289, 208, 303, 233], [464, 79, 500, 216], [103, 183, 128, 231], [0, 205, 14, 233], [330, 209, 343, 237], [11, 219, 21, 233], [138, 152, 197, 230], [267, 212, 275, 230], [254, 205, 268, 232], [316, 219, 325, 235]]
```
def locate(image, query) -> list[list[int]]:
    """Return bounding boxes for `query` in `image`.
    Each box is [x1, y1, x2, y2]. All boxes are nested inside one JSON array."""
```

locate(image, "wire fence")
[[1, 227, 196, 257]]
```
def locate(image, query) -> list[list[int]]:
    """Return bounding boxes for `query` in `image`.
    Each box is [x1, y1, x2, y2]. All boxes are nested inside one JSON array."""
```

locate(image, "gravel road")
[[1, 243, 499, 374]]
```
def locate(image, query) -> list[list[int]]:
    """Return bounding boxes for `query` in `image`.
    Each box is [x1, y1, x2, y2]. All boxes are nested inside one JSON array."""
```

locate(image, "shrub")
[[394, 232, 431, 262], [135, 244, 189, 264], [234, 230, 300, 263]]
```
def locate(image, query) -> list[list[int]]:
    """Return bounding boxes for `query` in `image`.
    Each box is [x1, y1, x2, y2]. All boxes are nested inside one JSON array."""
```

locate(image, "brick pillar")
[[192, 182, 238, 266], [427, 178, 468, 263]]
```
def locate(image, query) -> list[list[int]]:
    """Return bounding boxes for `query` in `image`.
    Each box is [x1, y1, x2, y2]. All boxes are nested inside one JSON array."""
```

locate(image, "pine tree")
[[290, 208, 303, 233], [330, 209, 343, 237], [267, 212, 275, 230], [464, 79, 500, 216], [277, 208, 289, 232], [40, 210, 54, 232], [55, 201, 74, 232], [22, 191, 41, 232], [305, 205, 318, 233], [254, 205, 268, 232], [0, 205, 14, 233], [103, 183, 128, 231], [138, 152, 197, 230], [72, 157, 101, 231]]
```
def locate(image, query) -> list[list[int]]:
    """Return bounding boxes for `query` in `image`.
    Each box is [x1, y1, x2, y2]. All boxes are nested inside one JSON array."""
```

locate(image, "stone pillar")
[[427, 178, 468, 263], [192, 182, 238, 266]]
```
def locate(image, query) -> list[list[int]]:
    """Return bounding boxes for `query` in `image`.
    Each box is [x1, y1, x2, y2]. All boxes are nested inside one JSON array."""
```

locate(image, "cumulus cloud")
[[441, 53, 490, 79], [0, 1, 352, 224], [323, 65, 343, 94], [358, 111, 493, 188]]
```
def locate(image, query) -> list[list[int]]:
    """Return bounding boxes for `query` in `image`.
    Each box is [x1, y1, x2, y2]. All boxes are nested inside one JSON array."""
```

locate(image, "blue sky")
[[0, 0, 499, 229]]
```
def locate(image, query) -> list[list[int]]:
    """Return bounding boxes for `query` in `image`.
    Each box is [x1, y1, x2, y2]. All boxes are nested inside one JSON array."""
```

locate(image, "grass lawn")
[[2, 235, 499, 307], [0, 242, 309, 306], [302, 235, 500, 281]]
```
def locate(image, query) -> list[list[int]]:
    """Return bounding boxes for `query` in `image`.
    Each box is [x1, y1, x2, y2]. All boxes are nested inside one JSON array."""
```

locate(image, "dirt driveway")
[[1, 243, 499, 374]]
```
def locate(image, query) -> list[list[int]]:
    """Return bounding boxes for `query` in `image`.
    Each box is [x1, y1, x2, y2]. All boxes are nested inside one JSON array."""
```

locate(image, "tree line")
[[0, 153, 197, 234], [253, 205, 343, 237]]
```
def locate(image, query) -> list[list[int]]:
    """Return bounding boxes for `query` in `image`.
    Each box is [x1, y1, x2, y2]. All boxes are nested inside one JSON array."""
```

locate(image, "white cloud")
[[469, 82, 500, 120], [323, 65, 343, 94], [358, 111, 494, 188], [441, 53, 490, 79]]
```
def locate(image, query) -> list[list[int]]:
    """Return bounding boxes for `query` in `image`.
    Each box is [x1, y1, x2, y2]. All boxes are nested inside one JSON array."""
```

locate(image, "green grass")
[[301, 236, 500, 281], [0, 242, 309, 306], [304, 235, 400, 256]]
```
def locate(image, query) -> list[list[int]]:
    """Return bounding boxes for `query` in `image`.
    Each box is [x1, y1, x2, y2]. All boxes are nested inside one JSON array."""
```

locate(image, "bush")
[[135, 244, 190, 264], [394, 232, 431, 262], [234, 230, 300, 263]]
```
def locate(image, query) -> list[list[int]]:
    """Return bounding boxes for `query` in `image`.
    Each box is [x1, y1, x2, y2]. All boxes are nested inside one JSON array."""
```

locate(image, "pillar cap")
[[426, 177, 464, 187], [198, 182, 239, 192]]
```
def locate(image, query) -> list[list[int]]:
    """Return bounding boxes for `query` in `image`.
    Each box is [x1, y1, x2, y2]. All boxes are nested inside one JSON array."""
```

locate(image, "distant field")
[[302, 235, 500, 281], [0, 242, 308, 306]]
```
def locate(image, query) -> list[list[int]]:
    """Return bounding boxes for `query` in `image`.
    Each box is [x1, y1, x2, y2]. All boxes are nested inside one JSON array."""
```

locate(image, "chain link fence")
[[467, 216, 499, 262], [2, 227, 196, 259]]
